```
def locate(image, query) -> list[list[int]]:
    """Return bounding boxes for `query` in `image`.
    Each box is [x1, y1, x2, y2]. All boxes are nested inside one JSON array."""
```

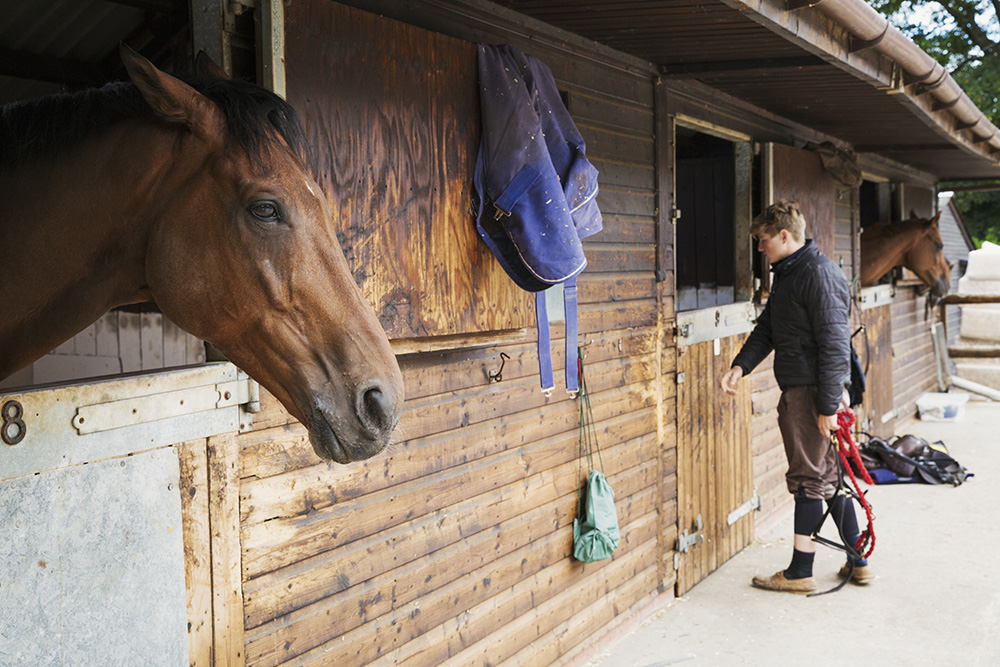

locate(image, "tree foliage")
[[872, 1, 1000, 246], [871, 0, 999, 121]]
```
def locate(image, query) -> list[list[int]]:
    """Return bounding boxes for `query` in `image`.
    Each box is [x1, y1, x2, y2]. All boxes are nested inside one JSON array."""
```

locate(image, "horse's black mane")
[[0, 74, 310, 172]]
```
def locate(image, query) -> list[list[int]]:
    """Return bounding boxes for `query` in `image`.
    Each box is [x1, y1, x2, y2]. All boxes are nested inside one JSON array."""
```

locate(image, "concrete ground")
[[588, 400, 1000, 667]]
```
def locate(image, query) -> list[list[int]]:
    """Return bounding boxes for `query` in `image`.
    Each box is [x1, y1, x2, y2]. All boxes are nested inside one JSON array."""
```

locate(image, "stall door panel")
[[771, 143, 836, 256], [0, 364, 251, 666], [675, 335, 754, 595], [861, 304, 894, 437], [1, 449, 188, 666]]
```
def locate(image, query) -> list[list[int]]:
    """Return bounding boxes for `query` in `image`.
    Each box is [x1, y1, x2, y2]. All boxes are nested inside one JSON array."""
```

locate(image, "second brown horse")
[[860, 211, 951, 299]]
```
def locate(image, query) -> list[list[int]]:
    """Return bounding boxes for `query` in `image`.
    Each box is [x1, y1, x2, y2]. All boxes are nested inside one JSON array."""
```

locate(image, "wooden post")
[[259, 0, 286, 98], [654, 76, 673, 283]]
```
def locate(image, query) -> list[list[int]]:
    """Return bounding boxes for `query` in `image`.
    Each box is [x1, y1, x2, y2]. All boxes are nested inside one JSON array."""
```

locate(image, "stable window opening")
[[674, 125, 752, 312]]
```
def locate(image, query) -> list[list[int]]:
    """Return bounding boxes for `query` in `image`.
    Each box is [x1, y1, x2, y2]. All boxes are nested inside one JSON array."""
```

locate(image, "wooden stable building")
[[2, 1, 1000, 665]]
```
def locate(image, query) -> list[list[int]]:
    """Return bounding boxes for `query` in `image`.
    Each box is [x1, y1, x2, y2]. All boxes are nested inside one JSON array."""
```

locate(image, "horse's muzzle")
[[931, 278, 950, 299], [306, 382, 402, 463]]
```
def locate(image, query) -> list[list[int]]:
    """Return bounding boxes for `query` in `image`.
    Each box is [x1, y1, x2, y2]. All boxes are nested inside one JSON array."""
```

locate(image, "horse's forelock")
[[191, 77, 313, 172]]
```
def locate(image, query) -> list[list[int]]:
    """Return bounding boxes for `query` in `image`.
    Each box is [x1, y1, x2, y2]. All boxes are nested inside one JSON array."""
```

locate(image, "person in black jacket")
[[720, 200, 872, 593]]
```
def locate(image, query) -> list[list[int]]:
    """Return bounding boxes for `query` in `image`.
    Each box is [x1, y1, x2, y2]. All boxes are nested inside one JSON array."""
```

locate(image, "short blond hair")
[[752, 199, 806, 243]]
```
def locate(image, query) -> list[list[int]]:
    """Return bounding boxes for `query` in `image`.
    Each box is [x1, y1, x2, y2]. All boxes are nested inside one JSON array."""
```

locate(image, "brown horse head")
[[120, 48, 403, 463], [901, 211, 951, 299], [860, 211, 951, 301]]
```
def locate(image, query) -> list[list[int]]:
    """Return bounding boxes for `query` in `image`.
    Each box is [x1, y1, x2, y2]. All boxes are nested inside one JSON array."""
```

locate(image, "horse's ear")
[[928, 211, 942, 227], [910, 209, 919, 220], [196, 51, 230, 80], [120, 43, 215, 133]]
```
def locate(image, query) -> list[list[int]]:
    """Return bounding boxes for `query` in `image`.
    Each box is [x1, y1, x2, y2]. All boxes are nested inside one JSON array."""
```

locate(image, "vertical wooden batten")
[[209, 433, 245, 666], [179, 438, 213, 667], [258, 0, 286, 98]]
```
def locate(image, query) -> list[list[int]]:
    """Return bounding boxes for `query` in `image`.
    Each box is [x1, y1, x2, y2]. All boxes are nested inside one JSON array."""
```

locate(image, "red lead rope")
[[834, 410, 875, 559]]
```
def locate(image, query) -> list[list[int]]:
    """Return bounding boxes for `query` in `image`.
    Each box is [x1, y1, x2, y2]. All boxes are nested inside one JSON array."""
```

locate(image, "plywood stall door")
[[770, 144, 837, 257], [859, 304, 894, 437], [284, 2, 532, 340], [675, 336, 754, 594]]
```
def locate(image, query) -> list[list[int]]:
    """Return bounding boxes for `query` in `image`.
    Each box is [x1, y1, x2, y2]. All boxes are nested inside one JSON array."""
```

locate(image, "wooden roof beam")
[[661, 55, 826, 77]]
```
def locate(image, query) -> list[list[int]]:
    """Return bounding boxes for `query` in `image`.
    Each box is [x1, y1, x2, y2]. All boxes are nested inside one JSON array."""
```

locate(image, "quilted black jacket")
[[732, 240, 850, 415]]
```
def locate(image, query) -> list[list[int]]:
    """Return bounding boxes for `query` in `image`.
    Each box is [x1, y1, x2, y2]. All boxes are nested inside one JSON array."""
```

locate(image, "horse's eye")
[[249, 200, 281, 223]]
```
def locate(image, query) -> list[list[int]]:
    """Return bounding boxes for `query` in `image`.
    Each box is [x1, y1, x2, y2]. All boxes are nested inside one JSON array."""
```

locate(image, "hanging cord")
[[577, 347, 604, 473], [576, 348, 604, 517], [809, 410, 876, 597]]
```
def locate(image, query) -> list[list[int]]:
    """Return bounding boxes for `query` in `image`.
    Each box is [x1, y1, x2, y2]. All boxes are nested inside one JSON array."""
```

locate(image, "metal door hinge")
[[727, 488, 762, 526]]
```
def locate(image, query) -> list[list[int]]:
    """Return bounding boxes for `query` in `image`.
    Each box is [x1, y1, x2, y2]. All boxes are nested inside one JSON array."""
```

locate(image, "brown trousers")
[[776, 385, 839, 500]]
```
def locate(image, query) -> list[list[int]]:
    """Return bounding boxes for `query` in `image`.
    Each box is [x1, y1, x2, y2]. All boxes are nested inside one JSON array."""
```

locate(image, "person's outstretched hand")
[[720, 366, 743, 396]]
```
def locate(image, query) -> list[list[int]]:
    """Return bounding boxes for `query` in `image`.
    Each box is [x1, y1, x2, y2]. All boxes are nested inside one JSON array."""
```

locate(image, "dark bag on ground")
[[859, 435, 970, 486]]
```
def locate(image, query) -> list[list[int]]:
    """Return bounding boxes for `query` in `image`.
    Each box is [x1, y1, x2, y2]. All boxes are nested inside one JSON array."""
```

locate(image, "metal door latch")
[[677, 514, 704, 553], [674, 514, 705, 570]]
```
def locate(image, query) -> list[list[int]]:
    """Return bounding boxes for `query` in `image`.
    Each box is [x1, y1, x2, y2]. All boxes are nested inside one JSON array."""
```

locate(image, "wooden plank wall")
[[235, 3, 668, 665], [891, 286, 939, 423], [0, 310, 205, 390]]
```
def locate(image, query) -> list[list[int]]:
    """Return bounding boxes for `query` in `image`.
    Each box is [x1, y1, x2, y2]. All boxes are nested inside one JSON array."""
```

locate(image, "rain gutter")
[[796, 0, 1000, 160]]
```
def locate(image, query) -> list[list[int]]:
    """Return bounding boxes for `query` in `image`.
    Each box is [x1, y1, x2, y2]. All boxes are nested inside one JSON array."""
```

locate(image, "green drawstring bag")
[[572, 349, 620, 563], [573, 470, 620, 562]]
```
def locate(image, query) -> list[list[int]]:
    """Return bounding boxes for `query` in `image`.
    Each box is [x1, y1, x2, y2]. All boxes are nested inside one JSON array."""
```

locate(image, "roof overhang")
[[495, 0, 1000, 181]]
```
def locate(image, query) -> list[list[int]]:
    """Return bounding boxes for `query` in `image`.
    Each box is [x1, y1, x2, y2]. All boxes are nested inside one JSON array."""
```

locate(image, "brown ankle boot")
[[838, 563, 875, 585]]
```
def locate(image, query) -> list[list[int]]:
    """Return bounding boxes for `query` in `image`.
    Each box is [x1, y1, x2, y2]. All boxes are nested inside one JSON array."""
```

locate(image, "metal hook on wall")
[[488, 352, 510, 383]]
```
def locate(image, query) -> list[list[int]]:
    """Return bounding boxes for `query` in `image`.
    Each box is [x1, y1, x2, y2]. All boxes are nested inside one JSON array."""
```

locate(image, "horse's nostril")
[[360, 386, 394, 433]]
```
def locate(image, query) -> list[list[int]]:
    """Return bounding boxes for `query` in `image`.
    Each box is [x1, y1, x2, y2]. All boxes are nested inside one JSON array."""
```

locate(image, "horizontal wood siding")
[[891, 286, 939, 422], [748, 355, 785, 520], [238, 4, 663, 665]]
